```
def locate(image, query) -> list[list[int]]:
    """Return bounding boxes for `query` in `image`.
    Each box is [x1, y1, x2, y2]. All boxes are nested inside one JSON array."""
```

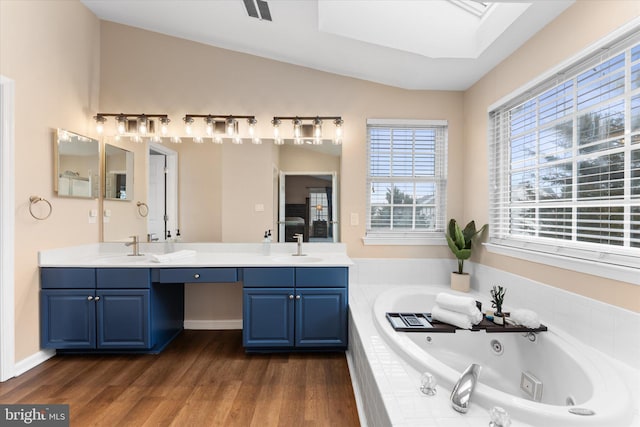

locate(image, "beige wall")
[[98, 21, 466, 260], [463, 1, 640, 311], [0, 0, 101, 360], [2, 0, 639, 365]]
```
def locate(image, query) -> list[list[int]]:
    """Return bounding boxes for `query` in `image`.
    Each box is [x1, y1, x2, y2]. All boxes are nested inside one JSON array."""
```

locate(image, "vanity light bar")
[[272, 116, 344, 145], [182, 114, 259, 144], [93, 113, 170, 136]]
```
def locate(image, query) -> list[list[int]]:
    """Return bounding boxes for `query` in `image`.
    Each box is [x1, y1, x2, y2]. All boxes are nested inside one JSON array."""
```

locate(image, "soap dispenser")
[[262, 230, 271, 256]]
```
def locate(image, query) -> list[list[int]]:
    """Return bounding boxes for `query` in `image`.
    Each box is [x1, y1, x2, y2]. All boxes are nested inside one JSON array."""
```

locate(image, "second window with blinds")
[[365, 119, 448, 245]]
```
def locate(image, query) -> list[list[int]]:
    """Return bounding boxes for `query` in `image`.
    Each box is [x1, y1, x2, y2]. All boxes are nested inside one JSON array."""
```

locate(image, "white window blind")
[[366, 119, 448, 243], [489, 30, 640, 269]]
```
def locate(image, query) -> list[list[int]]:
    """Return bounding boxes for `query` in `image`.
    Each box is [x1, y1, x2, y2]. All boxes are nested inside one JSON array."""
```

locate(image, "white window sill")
[[363, 233, 446, 246], [484, 242, 640, 285]]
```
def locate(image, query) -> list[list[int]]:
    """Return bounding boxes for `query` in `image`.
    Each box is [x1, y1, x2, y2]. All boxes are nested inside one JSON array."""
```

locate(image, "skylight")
[[448, 0, 492, 17]]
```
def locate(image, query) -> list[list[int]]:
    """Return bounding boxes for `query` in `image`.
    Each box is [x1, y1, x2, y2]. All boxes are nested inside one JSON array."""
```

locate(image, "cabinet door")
[[40, 290, 96, 349], [243, 288, 294, 348], [295, 288, 347, 348], [96, 290, 150, 349]]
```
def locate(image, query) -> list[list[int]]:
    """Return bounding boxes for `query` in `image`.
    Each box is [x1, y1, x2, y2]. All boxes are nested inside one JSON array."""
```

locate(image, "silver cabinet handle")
[[87, 296, 94, 301], [94, 296, 100, 301], [194, 273, 200, 279], [296, 295, 301, 300], [289, 295, 294, 300]]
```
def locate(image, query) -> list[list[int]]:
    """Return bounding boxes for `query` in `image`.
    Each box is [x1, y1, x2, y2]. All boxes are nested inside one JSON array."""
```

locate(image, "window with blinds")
[[489, 31, 640, 269], [366, 119, 448, 242]]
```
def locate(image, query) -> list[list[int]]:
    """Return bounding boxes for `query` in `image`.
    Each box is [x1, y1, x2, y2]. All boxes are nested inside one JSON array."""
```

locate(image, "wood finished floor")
[[0, 330, 360, 426]]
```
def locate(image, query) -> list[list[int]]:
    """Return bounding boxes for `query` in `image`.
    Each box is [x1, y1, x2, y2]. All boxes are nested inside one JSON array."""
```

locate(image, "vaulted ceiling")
[[81, 0, 574, 90]]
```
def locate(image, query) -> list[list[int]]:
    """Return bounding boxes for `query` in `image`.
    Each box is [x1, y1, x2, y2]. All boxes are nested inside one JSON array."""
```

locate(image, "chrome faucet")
[[292, 233, 306, 256], [450, 363, 481, 413], [125, 235, 143, 256]]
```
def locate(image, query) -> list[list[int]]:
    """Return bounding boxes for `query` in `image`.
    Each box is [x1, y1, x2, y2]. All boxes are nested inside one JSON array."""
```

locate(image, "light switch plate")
[[350, 213, 359, 226]]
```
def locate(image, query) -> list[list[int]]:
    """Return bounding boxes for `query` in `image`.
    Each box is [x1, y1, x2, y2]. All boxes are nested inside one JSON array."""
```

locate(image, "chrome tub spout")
[[450, 363, 481, 413]]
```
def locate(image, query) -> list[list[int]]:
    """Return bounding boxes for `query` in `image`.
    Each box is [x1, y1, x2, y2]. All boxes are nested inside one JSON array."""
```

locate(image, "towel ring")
[[137, 201, 149, 217], [29, 196, 52, 220]]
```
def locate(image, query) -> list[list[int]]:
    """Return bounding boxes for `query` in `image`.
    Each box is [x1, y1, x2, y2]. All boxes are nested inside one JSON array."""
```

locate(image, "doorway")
[[278, 171, 338, 243], [148, 143, 178, 241], [0, 75, 15, 381]]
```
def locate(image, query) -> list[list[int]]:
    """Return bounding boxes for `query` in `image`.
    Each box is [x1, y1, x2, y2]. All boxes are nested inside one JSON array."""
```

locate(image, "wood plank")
[[0, 331, 360, 426]]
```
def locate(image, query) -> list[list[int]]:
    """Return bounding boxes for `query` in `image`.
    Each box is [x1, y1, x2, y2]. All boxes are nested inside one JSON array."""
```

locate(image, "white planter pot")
[[450, 272, 470, 292]]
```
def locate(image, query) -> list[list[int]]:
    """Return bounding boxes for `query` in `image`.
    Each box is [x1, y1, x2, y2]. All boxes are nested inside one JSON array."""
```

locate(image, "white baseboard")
[[183, 319, 242, 330], [13, 349, 55, 377]]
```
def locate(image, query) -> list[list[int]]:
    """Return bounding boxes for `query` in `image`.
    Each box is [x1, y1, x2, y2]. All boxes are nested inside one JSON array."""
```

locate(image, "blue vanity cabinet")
[[242, 267, 348, 351], [41, 267, 182, 353]]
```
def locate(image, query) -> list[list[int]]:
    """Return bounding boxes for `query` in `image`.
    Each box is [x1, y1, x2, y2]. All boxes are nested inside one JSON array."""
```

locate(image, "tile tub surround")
[[346, 259, 640, 427]]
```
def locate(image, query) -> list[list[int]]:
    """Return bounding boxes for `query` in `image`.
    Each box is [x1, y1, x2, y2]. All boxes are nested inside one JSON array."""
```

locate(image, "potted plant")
[[490, 285, 507, 325], [445, 218, 487, 292]]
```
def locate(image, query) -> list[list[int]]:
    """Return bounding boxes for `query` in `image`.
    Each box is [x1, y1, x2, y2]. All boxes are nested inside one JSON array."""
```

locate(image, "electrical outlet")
[[350, 213, 359, 226]]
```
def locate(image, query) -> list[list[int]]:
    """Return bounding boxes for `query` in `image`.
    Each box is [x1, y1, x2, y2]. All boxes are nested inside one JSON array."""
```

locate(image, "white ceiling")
[[81, 0, 574, 90]]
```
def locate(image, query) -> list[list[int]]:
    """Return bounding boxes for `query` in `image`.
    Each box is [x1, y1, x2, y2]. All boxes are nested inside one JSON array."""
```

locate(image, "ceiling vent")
[[243, 0, 272, 21]]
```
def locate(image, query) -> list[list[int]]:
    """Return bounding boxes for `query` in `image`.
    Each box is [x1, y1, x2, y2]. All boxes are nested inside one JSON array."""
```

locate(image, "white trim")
[[13, 350, 55, 377], [366, 118, 448, 127], [485, 242, 640, 285], [362, 234, 446, 246], [0, 75, 16, 382], [488, 16, 640, 112], [183, 319, 242, 330]]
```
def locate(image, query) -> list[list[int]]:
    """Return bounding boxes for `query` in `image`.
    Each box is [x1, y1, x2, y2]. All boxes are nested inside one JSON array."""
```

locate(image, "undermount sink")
[[272, 256, 324, 264], [97, 254, 149, 264]]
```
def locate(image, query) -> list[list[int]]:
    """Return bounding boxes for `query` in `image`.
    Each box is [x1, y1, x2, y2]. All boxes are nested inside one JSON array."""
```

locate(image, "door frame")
[[147, 143, 178, 240], [0, 75, 16, 381]]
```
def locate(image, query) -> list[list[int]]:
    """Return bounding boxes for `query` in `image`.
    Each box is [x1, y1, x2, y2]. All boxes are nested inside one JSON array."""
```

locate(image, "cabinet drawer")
[[41, 268, 96, 289], [295, 267, 348, 287], [157, 268, 238, 283], [243, 268, 295, 287], [97, 269, 150, 289]]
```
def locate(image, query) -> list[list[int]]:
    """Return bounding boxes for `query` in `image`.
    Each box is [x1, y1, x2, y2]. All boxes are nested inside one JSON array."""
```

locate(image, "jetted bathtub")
[[373, 285, 635, 426]]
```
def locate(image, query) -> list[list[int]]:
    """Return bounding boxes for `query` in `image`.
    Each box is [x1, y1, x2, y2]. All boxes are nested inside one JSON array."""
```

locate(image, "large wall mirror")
[[53, 129, 99, 199], [104, 144, 134, 200], [102, 137, 341, 243]]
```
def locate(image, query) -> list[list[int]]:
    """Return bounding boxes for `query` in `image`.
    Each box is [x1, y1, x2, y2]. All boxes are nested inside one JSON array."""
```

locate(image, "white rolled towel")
[[509, 308, 540, 329], [431, 305, 482, 330], [150, 250, 197, 263], [435, 292, 481, 318]]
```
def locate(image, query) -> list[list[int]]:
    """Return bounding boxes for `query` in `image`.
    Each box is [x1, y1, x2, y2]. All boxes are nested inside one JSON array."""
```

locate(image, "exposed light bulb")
[[116, 116, 126, 135], [205, 118, 214, 136], [96, 122, 104, 134], [313, 117, 322, 140], [183, 116, 194, 135], [226, 118, 237, 137], [160, 117, 170, 136], [293, 118, 302, 138], [138, 117, 148, 135], [272, 118, 281, 139], [334, 118, 344, 144], [248, 118, 257, 138]]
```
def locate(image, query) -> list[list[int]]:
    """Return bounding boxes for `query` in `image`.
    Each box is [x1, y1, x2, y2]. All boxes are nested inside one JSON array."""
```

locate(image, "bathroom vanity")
[[39, 243, 351, 354]]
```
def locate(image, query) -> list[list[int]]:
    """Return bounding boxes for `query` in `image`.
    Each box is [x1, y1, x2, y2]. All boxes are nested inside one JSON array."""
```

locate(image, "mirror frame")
[[53, 128, 100, 199]]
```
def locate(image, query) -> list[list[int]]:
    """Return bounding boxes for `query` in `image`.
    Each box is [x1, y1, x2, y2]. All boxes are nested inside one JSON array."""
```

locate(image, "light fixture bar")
[[93, 113, 170, 135]]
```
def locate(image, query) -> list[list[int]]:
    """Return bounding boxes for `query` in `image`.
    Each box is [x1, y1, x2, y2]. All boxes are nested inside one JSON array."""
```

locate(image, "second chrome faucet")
[[292, 233, 306, 256]]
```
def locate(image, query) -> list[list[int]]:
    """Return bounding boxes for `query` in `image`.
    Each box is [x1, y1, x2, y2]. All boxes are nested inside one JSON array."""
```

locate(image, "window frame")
[[364, 119, 448, 246], [487, 21, 640, 285]]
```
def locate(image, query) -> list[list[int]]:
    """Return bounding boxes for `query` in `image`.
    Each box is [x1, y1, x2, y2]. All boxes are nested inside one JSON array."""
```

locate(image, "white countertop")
[[39, 242, 353, 268]]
